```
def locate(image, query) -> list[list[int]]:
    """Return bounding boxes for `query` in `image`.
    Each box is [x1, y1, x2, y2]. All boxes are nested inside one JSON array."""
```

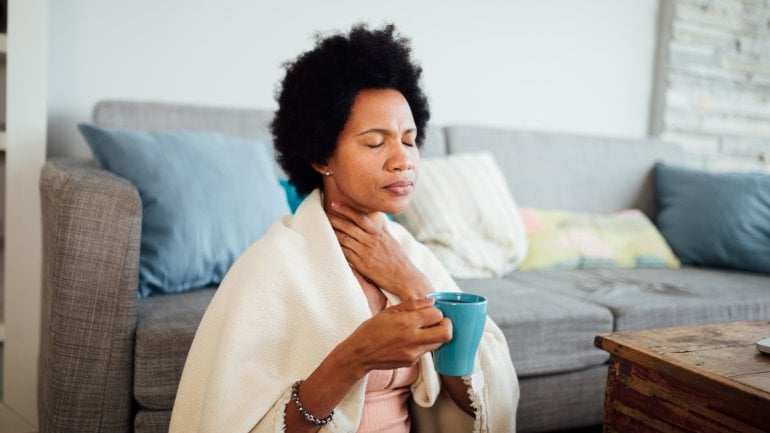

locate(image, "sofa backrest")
[[94, 100, 274, 138], [93, 99, 285, 173], [92, 100, 684, 217], [92, 100, 448, 177], [443, 126, 685, 217]]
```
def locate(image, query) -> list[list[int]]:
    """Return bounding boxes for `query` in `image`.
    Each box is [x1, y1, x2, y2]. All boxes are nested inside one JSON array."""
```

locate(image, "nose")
[[387, 143, 414, 172]]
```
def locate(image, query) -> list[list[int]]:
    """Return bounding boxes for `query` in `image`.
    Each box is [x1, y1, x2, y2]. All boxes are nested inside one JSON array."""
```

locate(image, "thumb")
[[393, 297, 435, 312]]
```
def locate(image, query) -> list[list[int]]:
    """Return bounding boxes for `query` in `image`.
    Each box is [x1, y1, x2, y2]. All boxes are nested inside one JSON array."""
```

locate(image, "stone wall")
[[651, 0, 770, 171]]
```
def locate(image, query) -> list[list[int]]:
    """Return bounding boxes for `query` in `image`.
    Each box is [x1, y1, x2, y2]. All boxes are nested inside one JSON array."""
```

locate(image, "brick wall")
[[651, 0, 770, 171]]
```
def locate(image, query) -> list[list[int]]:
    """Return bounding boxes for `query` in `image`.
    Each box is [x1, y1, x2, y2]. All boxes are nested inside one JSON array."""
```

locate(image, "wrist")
[[291, 380, 334, 425], [395, 270, 432, 299], [289, 340, 368, 426], [326, 336, 370, 381]]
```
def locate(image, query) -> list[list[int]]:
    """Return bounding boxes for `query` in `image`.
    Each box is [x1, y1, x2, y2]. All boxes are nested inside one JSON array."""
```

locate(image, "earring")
[[325, 171, 331, 176]]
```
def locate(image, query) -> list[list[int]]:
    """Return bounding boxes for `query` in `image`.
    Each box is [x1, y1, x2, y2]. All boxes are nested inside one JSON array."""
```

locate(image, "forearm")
[[440, 375, 476, 418], [282, 299, 449, 431], [284, 342, 365, 432]]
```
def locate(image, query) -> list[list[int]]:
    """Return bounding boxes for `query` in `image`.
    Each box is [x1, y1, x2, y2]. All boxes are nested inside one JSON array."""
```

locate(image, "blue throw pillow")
[[279, 178, 307, 213], [655, 163, 770, 274], [79, 124, 290, 297]]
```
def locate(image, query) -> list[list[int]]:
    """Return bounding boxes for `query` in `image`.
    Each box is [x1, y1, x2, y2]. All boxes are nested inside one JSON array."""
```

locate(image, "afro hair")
[[270, 23, 430, 196]]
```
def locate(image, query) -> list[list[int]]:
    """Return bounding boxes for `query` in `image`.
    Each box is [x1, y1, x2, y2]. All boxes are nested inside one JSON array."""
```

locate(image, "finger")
[[394, 298, 435, 312], [399, 292, 426, 302], [330, 201, 379, 233], [328, 214, 369, 244], [412, 322, 452, 350], [424, 318, 453, 343], [415, 305, 446, 328], [334, 228, 360, 249], [336, 234, 370, 273], [339, 244, 363, 266]]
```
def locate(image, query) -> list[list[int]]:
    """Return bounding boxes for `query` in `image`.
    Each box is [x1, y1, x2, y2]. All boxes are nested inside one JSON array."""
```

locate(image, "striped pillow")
[[395, 152, 528, 278]]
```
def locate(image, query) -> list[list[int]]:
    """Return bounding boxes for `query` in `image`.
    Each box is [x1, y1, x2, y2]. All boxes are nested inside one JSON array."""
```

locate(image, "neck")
[[321, 189, 386, 230]]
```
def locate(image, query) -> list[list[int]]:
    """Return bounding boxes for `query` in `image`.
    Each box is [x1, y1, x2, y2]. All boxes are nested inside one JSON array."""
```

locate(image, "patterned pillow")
[[518, 208, 680, 270]]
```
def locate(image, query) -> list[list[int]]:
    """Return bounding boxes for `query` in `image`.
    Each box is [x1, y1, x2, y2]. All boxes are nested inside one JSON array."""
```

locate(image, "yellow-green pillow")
[[518, 208, 680, 270]]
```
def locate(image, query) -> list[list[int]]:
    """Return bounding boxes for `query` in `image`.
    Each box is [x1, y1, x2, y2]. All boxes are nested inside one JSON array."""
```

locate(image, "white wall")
[[48, 0, 659, 158]]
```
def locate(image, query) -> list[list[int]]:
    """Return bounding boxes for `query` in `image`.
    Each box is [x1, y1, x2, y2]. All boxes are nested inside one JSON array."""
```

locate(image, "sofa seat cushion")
[[517, 365, 607, 433], [507, 268, 770, 332], [135, 287, 216, 410], [456, 278, 613, 377], [134, 410, 172, 433]]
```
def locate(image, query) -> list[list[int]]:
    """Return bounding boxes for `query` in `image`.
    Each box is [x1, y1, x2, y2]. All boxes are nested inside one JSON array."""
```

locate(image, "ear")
[[311, 162, 331, 176]]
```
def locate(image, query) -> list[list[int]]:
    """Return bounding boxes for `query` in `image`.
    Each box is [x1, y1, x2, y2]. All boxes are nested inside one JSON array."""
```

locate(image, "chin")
[[379, 198, 412, 215]]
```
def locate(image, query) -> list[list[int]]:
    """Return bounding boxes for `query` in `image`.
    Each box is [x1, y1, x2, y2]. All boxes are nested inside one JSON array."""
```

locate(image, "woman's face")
[[319, 88, 419, 215]]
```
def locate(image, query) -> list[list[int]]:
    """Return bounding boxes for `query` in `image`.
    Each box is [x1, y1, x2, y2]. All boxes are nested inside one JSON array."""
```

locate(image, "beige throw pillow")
[[396, 152, 528, 278]]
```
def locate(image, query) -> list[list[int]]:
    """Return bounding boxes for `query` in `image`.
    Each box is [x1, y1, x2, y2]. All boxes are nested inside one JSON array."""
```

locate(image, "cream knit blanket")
[[169, 190, 519, 433]]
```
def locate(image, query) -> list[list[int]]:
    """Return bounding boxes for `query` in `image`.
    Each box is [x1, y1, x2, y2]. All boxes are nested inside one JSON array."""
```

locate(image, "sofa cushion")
[[134, 288, 216, 410], [518, 208, 680, 270], [134, 410, 171, 433], [507, 268, 770, 332], [655, 163, 770, 274], [79, 125, 290, 297], [455, 277, 613, 377], [517, 365, 607, 433], [279, 178, 305, 213]]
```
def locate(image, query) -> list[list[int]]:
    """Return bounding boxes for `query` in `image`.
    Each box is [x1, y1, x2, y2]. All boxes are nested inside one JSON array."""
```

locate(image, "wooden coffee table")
[[595, 321, 770, 433]]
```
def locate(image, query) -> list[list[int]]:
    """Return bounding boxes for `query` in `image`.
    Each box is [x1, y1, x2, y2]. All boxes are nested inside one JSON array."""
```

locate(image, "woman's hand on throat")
[[325, 201, 432, 300]]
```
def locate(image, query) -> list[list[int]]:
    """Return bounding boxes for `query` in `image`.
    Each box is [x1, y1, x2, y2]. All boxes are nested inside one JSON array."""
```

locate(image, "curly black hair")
[[271, 23, 430, 196]]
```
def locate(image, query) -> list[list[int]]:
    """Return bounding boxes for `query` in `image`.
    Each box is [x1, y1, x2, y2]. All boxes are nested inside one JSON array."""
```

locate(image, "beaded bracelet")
[[291, 380, 334, 426]]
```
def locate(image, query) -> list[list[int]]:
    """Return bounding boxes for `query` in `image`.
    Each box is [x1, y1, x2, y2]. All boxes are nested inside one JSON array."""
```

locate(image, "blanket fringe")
[[463, 374, 483, 433], [273, 388, 293, 433]]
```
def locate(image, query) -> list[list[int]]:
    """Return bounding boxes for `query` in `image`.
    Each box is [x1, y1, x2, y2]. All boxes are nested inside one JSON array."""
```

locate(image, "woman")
[[169, 24, 518, 433]]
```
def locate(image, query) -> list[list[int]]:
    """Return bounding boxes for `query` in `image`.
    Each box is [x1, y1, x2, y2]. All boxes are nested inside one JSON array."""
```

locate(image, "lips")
[[383, 180, 414, 196]]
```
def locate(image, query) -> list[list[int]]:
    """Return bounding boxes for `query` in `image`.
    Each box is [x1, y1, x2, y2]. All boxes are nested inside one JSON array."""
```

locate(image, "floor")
[[551, 425, 603, 433], [0, 403, 36, 433]]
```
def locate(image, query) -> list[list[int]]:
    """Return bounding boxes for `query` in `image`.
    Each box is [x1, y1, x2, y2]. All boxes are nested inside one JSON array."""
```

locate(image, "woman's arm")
[[283, 298, 451, 432], [440, 375, 475, 418], [283, 341, 364, 433]]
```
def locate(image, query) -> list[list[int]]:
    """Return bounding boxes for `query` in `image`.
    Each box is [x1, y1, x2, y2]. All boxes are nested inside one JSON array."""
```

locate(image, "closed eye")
[[403, 129, 417, 147], [366, 142, 384, 148]]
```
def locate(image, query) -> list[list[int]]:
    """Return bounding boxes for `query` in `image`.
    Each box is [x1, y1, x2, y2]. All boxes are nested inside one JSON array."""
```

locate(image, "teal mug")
[[427, 292, 487, 376]]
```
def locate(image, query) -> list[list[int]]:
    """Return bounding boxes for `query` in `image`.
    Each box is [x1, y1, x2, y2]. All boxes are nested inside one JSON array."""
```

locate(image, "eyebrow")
[[355, 128, 417, 137]]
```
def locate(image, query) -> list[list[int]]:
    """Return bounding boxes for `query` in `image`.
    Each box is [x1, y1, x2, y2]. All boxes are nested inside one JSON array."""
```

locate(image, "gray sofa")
[[39, 100, 770, 433]]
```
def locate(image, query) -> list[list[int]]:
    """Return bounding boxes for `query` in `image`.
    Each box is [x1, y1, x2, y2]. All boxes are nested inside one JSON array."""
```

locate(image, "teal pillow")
[[279, 178, 307, 213], [79, 124, 290, 297], [655, 163, 770, 274]]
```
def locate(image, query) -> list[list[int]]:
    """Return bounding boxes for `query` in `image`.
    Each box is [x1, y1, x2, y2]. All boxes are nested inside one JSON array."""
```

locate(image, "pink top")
[[358, 364, 420, 433], [357, 275, 421, 433]]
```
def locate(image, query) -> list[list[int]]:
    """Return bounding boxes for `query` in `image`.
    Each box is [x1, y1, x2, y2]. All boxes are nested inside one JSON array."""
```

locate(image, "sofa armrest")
[[39, 158, 142, 433]]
